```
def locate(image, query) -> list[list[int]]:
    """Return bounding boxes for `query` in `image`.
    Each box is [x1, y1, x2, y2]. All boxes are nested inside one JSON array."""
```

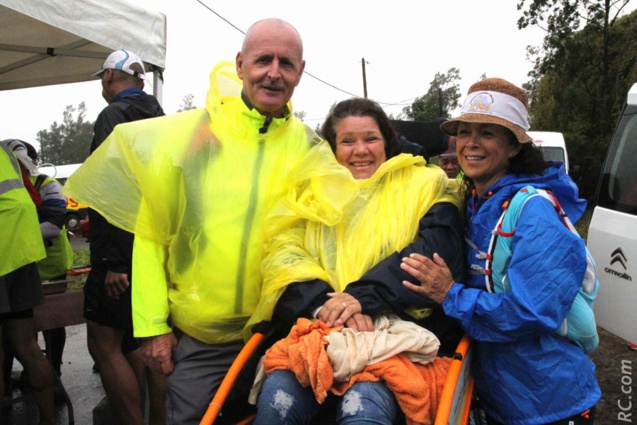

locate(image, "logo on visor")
[[468, 92, 494, 113]]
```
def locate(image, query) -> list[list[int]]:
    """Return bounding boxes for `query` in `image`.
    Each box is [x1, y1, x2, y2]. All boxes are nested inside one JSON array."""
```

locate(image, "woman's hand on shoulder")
[[401, 253, 454, 304]]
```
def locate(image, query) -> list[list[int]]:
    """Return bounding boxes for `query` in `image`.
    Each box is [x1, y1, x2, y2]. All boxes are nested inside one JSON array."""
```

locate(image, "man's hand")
[[141, 333, 178, 375], [105, 271, 129, 299]]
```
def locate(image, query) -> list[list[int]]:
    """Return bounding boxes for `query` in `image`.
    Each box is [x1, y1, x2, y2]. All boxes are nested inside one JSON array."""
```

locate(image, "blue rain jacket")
[[442, 163, 601, 424]]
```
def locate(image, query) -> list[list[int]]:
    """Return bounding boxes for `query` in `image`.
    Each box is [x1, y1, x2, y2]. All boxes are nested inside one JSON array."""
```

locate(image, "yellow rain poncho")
[[63, 61, 321, 343], [245, 141, 461, 338]]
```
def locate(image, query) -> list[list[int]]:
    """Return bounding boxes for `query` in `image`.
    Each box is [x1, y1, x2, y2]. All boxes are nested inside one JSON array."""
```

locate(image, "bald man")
[[63, 18, 320, 424]]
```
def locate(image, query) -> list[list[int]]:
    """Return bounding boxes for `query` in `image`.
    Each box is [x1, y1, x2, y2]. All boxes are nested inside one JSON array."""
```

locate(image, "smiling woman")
[[320, 98, 399, 179], [400, 78, 601, 425], [455, 122, 520, 194], [333, 116, 387, 180]]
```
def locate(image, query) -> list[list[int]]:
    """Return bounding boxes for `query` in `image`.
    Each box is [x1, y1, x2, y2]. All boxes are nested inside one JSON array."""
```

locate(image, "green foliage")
[[73, 247, 90, 266], [177, 94, 197, 112], [294, 110, 307, 121], [402, 68, 462, 121], [575, 207, 593, 241], [68, 247, 90, 289], [37, 103, 93, 165], [519, 1, 636, 200]]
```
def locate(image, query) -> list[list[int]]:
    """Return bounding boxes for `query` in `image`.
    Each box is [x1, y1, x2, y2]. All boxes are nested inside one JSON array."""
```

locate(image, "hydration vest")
[[484, 185, 599, 354]]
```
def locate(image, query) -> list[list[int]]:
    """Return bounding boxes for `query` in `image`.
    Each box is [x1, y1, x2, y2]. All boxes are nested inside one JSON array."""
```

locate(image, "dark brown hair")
[[320, 98, 399, 158]]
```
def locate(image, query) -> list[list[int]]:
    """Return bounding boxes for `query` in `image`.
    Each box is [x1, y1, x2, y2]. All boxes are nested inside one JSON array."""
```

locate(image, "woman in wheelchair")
[[245, 98, 465, 425]]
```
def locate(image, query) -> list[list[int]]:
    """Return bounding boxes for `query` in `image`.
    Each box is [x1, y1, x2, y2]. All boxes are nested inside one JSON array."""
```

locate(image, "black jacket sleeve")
[[271, 279, 333, 333], [90, 107, 126, 153], [88, 208, 134, 273], [38, 205, 66, 229], [344, 202, 465, 355], [344, 202, 464, 312], [106, 225, 134, 274]]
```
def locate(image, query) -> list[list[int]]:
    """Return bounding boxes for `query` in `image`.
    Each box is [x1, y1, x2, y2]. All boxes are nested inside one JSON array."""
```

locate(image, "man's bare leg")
[[146, 366, 167, 425], [5, 317, 55, 425], [124, 348, 167, 425], [87, 320, 143, 425]]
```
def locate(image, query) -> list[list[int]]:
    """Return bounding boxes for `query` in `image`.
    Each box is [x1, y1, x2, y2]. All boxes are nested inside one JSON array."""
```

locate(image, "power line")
[[195, 0, 245, 35], [194, 0, 367, 100], [303, 71, 359, 98]]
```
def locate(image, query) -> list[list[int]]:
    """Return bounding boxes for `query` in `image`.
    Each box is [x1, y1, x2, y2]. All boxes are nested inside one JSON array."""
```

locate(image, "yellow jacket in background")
[[30, 175, 73, 280], [63, 61, 321, 343], [0, 144, 46, 276]]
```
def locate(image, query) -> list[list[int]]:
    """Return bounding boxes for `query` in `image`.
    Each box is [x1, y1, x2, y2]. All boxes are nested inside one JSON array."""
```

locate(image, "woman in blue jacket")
[[401, 78, 601, 425]]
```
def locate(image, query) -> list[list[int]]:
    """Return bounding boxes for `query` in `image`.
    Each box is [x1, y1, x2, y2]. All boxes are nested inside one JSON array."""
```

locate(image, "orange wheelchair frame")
[[200, 333, 474, 425]]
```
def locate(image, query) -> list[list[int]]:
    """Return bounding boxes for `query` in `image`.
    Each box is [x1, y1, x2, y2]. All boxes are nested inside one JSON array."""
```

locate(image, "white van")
[[528, 131, 569, 173], [587, 83, 637, 343], [38, 163, 82, 185]]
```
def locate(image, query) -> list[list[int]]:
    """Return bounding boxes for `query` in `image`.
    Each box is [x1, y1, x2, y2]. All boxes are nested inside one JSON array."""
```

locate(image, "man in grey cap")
[[85, 49, 166, 425]]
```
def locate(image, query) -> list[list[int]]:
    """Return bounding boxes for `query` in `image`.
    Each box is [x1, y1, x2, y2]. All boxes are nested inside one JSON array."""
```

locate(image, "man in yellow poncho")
[[63, 18, 321, 424]]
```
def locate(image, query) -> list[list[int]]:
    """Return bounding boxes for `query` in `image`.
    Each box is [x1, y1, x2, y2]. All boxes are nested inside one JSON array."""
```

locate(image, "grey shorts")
[[166, 331, 244, 425], [0, 262, 44, 319]]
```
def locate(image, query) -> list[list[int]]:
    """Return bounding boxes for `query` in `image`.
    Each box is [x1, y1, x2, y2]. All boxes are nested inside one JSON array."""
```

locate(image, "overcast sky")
[[2, 0, 622, 154]]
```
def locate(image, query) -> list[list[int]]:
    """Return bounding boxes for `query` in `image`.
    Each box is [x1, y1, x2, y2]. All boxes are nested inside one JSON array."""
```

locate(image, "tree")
[[401, 68, 462, 121], [518, 1, 636, 200], [37, 102, 93, 165], [177, 94, 197, 112], [294, 110, 307, 121]]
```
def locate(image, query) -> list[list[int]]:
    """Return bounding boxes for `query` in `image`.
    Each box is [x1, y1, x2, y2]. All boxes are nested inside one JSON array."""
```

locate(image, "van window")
[[528, 131, 569, 173], [595, 103, 637, 215], [539, 146, 566, 164]]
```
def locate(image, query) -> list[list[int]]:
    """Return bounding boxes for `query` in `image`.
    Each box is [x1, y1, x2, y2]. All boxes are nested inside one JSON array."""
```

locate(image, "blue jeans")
[[254, 370, 399, 425]]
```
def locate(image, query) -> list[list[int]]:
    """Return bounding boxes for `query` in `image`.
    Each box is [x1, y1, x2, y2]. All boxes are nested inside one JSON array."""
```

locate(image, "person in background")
[[84, 49, 167, 425], [0, 142, 56, 424], [63, 19, 321, 424], [439, 136, 463, 179], [251, 97, 464, 425], [401, 78, 601, 424], [3, 139, 73, 377]]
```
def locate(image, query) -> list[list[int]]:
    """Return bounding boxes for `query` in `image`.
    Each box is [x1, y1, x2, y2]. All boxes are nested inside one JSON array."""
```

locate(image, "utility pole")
[[361, 58, 368, 98]]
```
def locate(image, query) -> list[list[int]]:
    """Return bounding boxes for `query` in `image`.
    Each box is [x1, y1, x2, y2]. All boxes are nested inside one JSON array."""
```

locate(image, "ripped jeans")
[[253, 370, 399, 425]]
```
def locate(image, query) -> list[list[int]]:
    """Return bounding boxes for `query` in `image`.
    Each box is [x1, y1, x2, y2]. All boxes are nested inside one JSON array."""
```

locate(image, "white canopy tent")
[[0, 0, 167, 101]]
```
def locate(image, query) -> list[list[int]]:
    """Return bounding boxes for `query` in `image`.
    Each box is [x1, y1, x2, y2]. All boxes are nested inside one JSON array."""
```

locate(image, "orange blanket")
[[263, 318, 451, 425]]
